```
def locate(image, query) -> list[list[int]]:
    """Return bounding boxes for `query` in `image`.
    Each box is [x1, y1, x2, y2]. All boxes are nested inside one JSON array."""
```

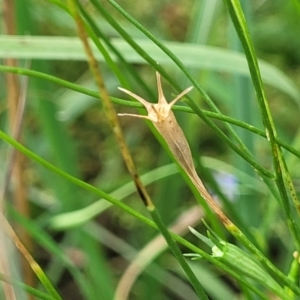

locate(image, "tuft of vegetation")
[[1, 0, 300, 299]]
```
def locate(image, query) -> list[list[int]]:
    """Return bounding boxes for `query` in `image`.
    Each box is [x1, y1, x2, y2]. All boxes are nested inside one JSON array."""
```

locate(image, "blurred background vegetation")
[[1, 0, 300, 299]]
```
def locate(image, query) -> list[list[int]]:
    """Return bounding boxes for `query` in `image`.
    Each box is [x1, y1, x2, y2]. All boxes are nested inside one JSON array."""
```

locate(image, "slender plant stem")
[[223, 0, 300, 250], [148, 206, 209, 299], [0, 214, 62, 300], [0, 65, 299, 161], [0, 272, 59, 300], [67, 0, 152, 207]]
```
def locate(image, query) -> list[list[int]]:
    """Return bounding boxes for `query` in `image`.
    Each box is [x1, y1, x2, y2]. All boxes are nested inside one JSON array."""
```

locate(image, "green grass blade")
[[223, 0, 300, 249], [0, 272, 59, 300], [0, 35, 299, 102], [147, 206, 209, 299]]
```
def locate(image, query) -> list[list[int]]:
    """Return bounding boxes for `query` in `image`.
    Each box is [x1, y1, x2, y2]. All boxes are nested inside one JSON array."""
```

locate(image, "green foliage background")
[[1, 0, 300, 299]]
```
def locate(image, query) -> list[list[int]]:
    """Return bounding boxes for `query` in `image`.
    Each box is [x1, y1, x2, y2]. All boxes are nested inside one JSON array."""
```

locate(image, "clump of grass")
[[0, 0, 300, 299]]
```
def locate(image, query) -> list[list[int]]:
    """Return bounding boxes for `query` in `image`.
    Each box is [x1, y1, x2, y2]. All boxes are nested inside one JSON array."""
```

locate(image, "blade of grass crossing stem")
[[77, 0, 160, 119], [76, 3, 130, 90], [1, 64, 300, 162], [0, 129, 156, 233], [77, 1, 154, 97], [49, 0, 132, 93]]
